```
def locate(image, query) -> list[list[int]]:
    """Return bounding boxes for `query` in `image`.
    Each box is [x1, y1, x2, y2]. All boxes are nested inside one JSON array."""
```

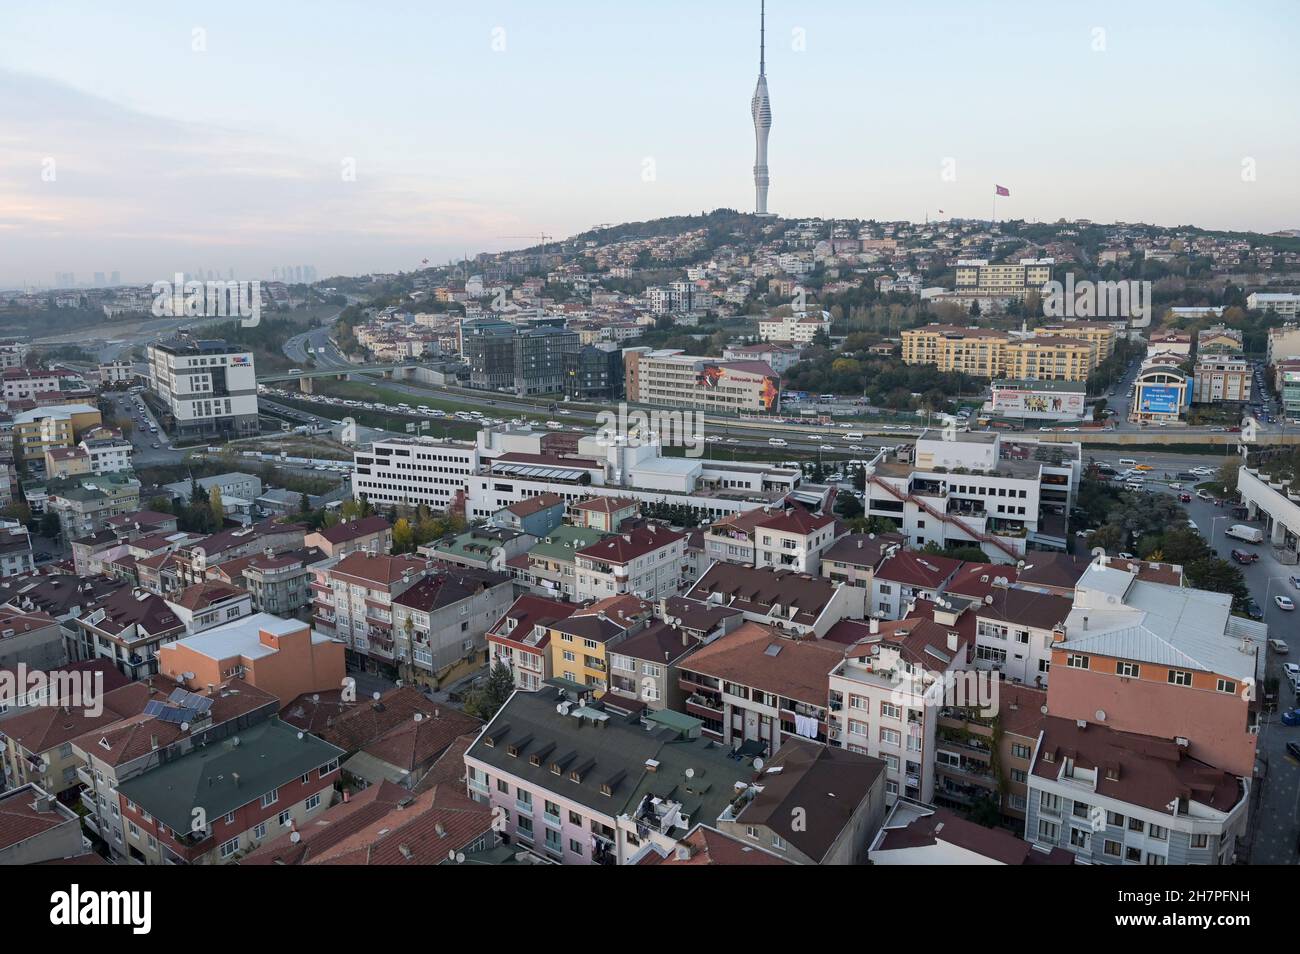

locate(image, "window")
[[1216, 678, 1236, 694], [1147, 824, 1167, 841], [771, 835, 785, 850], [1011, 742, 1031, 760], [1068, 827, 1090, 849], [1168, 670, 1192, 687], [1037, 820, 1059, 842], [880, 702, 901, 719], [306, 793, 321, 812], [1066, 653, 1090, 670], [880, 727, 901, 746], [278, 809, 292, 827], [219, 837, 240, 859], [261, 789, 278, 808], [1117, 661, 1140, 678], [1107, 811, 1125, 827], [253, 822, 267, 839], [1191, 833, 1209, 849], [1103, 839, 1122, 857]]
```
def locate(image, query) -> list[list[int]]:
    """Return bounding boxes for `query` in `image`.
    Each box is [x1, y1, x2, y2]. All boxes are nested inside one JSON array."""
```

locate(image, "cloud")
[[0, 69, 516, 283]]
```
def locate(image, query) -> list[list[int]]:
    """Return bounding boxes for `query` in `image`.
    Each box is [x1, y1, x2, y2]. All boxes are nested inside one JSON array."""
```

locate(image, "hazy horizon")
[[2, 0, 1297, 287]]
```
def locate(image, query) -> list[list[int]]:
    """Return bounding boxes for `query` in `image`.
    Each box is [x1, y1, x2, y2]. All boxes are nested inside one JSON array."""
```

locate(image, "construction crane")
[[495, 233, 553, 256]]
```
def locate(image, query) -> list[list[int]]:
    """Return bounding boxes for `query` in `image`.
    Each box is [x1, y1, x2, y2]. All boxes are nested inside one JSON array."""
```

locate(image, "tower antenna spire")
[[760, 0, 765, 75]]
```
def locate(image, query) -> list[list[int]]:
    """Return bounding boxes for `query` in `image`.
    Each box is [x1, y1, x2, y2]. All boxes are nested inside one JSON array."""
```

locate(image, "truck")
[[1225, 524, 1264, 544]]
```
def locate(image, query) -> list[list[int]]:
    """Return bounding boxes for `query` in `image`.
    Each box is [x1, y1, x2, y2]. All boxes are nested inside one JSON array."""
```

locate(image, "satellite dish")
[[297, 731, 304, 740], [685, 768, 695, 778], [180, 723, 190, 732], [1039, 705, 1049, 715], [1095, 710, 1107, 722], [753, 757, 765, 772], [373, 691, 382, 701], [456, 853, 465, 863], [290, 831, 301, 844]]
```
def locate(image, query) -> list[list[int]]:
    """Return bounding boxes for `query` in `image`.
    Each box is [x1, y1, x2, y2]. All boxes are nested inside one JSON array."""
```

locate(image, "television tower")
[[751, 1, 772, 215]]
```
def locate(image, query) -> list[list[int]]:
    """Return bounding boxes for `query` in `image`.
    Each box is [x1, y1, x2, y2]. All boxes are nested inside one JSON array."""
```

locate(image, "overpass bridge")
[[258, 361, 438, 392]]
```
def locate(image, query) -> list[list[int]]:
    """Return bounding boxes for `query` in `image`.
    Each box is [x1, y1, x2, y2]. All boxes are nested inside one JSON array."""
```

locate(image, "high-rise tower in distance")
[[751, 1, 772, 216]]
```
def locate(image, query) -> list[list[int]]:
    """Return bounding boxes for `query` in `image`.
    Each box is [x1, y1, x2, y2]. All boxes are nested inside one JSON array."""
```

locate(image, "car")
[[725, 438, 738, 444], [1169, 482, 1182, 490], [1284, 663, 1300, 680], [150, 442, 160, 448], [1269, 639, 1290, 653], [1247, 599, 1264, 620], [1179, 493, 1192, 503], [1291, 575, 1300, 589], [1231, 549, 1257, 565], [705, 435, 722, 443], [820, 444, 835, 451], [1038, 426, 1052, 432], [1282, 709, 1300, 727], [1118, 551, 1135, 560], [1277, 596, 1296, 611]]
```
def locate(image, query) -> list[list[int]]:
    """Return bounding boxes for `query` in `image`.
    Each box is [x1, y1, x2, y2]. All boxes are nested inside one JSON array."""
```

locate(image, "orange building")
[[157, 612, 345, 707]]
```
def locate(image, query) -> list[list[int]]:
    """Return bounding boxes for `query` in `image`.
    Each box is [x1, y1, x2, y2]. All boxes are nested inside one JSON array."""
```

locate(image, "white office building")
[[147, 336, 259, 439]]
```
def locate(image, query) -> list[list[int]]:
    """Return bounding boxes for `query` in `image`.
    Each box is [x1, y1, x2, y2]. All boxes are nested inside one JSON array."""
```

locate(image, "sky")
[[1, 0, 1297, 287]]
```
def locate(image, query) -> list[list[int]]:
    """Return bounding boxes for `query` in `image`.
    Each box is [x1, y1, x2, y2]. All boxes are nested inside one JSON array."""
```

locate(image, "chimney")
[[150, 734, 158, 750], [869, 617, 879, 635], [947, 631, 958, 652]]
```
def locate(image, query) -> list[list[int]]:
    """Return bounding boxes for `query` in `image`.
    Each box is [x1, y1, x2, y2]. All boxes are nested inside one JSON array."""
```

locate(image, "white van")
[[768, 438, 788, 447], [1118, 458, 1137, 466], [843, 431, 864, 441]]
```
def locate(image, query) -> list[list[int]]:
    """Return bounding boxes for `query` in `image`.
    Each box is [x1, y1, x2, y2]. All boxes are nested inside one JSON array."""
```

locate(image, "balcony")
[[76, 766, 95, 788]]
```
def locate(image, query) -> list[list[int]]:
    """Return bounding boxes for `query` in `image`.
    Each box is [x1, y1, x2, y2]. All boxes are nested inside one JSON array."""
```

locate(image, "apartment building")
[[486, 594, 578, 691], [1266, 323, 1300, 365], [44, 473, 142, 541], [1192, 356, 1252, 404], [870, 798, 1073, 865], [1249, 291, 1300, 318], [157, 613, 345, 706], [864, 430, 1080, 561], [71, 679, 280, 860], [677, 622, 840, 754], [146, 335, 260, 439], [563, 343, 624, 401], [825, 603, 973, 804], [1, 367, 60, 402], [309, 552, 429, 676], [116, 717, 343, 864], [682, 563, 863, 638], [12, 403, 102, 462], [0, 524, 35, 579], [954, 258, 1053, 298], [1033, 322, 1117, 362], [934, 681, 1047, 824], [66, 586, 187, 679], [573, 523, 685, 602], [1024, 718, 1248, 865], [622, 348, 779, 414], [569, 495, 638, 533], [869, 550, 962, 620], [901, 326, 1098, 382], [1050, 564, 1262, 777], [465, 686, 754, 865], [752, 508, 838, 574], [510, 525, 609, 600], [78, 433, 134, 475], [0, 785, 88, 864], [390, 568, 514, 685], [173, 519, 305, 589], [303, 514, 393, 558], [714, 738, 887, 865], [491, 492, 566, 537], [757, 310, 832, 344], [161, 472, 263, 509], [209, 547, 326, 617], [352, 436, 479, 511], [1197, 324, 1244, 355], [164, 580, 252, 634], [820, 533, 906, 590]]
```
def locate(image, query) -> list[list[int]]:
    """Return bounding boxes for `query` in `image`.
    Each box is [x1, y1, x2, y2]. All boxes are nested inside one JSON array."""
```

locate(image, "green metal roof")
[[116, 718, 345, 835]]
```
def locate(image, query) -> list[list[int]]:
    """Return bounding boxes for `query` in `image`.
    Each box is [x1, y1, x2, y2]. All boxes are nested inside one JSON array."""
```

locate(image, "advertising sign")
[[991, 386, 1085, 419], [1139, 385, 1181, 414]]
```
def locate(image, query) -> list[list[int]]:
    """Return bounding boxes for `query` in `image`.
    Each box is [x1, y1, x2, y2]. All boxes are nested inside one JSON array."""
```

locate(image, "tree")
[[392, 517, 415, 554], [464, 660, 516, 721], [209, 486, 225, 526], [299, 492, 311, 515], [38, 511, 61, 539], [190, 478, 206, 505]]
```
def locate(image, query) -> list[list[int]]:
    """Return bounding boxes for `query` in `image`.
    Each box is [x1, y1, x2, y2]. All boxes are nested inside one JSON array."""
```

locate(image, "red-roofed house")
[[753, 507, 839, 574], [486, 594, 577, 691], [871, 550, 963, 619], [573, 523, 685, 602], [304, 515, 393, 559]]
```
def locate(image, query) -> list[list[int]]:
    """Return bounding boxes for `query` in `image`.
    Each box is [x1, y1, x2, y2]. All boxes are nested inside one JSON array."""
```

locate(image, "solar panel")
[[168, 688, 189, 705], [144, 700, 168, 717]]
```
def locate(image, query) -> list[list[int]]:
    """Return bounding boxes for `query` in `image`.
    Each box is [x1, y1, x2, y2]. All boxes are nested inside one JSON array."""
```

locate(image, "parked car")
[[1269, 639, 1290, 653], [1231, 549, 1258, 565], [1246, 598, 1264, 620], [1282, 709, 1300, 727], [1277, 595, 1296, 612]]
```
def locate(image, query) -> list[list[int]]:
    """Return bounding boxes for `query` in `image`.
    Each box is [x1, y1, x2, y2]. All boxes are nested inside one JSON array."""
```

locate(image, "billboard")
[[990, 385, 1085, 419], [1139, 385, 1181, 414]]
